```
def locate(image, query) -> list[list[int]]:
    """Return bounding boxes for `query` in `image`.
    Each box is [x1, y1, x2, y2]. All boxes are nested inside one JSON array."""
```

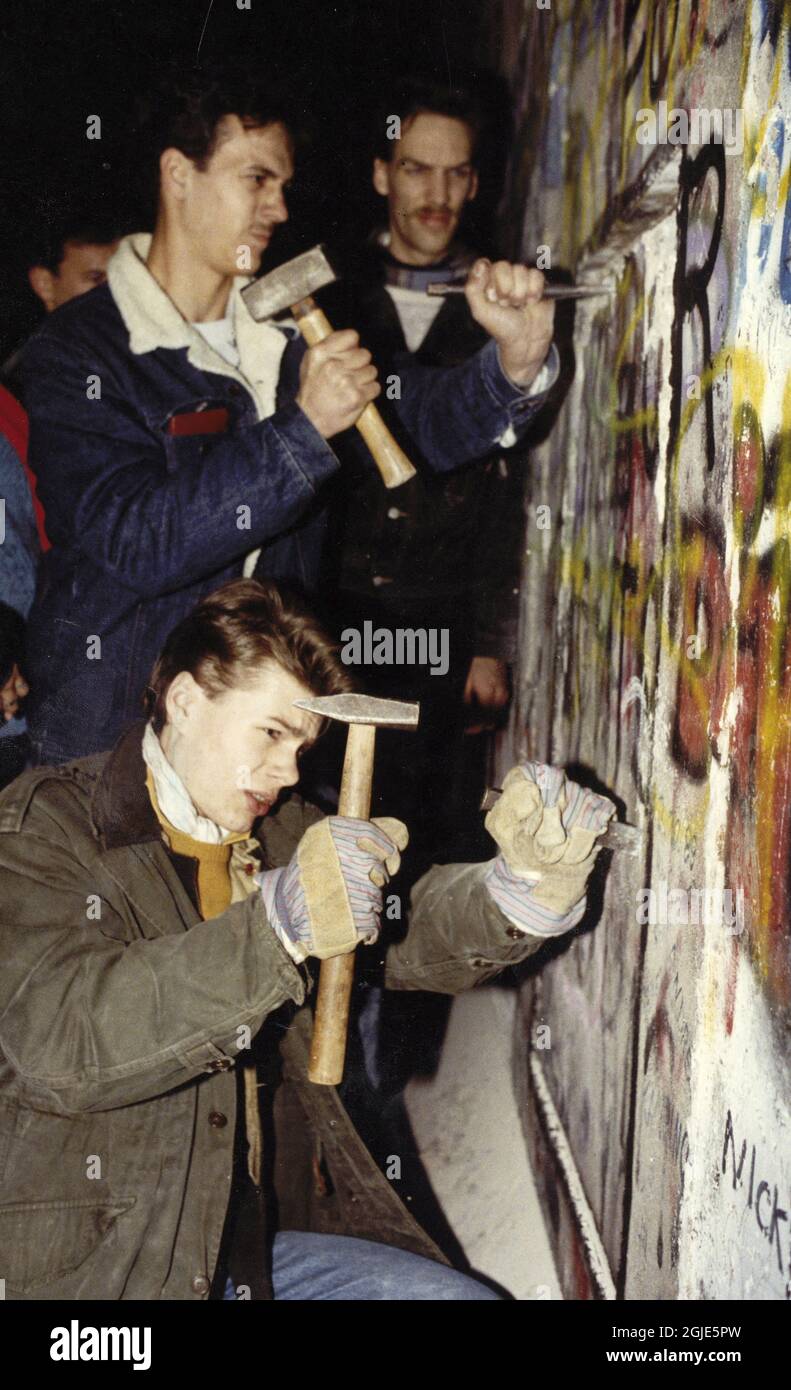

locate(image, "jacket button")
[[471, 958, 486, 967], [208, 1110, 228, 1128], [192, 1274, 210, 1295], [205, 1058, 232, 1073], [505, 926, 523, 940]]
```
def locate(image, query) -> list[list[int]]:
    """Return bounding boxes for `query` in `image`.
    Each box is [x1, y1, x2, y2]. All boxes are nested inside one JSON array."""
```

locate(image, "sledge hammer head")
[[241, 245, 336, 320], [293, 693, 419, 730], [241, 245, 417, 491]]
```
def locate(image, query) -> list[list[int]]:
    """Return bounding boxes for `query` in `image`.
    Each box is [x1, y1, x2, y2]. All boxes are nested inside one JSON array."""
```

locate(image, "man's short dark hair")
[[373, 74, 484, 163], [146, 579, 353, 735], [140, 63, 301, 174], [133, 62, 305, 218]]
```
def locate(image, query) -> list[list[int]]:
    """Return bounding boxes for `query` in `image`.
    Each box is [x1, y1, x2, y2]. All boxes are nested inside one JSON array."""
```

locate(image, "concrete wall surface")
[[491, 0, 791, 1300]]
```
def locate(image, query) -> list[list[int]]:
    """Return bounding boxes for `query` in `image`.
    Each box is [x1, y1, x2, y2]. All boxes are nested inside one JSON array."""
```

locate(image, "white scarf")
[[142, 722, 233, 844]]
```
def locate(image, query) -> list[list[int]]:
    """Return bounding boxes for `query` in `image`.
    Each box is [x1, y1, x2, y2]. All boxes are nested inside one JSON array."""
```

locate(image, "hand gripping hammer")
[[242, 245, 416, 489], [293, 692, 420, 1085]]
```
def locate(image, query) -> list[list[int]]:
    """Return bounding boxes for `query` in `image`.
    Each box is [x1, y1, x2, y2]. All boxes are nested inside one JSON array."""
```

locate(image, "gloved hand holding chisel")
[[483, 762, 616, 937]]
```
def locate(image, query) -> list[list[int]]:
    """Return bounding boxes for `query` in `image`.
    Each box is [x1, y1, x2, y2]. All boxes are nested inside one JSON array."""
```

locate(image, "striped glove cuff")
[[258, 866, 310, 964], [483, 855, 587, 938]]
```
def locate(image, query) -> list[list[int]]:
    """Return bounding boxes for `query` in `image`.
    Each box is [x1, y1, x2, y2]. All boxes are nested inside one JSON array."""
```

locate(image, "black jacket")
[[322, 241, 539, 659]]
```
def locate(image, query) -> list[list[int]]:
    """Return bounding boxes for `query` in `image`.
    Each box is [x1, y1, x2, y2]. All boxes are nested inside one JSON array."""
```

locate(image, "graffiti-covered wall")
[[494, 0, 791, 1299]]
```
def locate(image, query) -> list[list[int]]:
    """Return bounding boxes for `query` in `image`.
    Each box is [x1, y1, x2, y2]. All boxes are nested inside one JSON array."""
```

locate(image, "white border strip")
[[529, 1052, 617, 1300]]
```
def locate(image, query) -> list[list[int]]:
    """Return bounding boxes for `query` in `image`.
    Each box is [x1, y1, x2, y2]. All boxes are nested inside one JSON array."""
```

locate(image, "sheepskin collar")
[[106, 232, 288, 420]]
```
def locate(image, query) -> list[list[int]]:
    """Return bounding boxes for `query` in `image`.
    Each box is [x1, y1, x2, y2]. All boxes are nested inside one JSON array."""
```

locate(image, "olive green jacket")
[[0, 724, 545, 1300]]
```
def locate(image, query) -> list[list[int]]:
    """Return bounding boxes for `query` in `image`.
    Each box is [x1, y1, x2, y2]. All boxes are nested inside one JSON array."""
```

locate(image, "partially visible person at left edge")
[[0, 203, 124, 553], [0, 431, 38, 787], [1, 206, 123, 393], [16, 62, 556, 766], [0, 379, 49, 552]]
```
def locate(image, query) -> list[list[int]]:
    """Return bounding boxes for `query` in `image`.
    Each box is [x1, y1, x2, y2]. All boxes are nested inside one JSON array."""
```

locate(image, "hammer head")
[[241, 245, 336, 320], [293, 693, 419, 730]]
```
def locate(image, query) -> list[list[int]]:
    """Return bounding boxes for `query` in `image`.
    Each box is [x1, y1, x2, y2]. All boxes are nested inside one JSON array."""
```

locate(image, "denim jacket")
[[0, 434, 39, 744], [18, 234, 552, 762]]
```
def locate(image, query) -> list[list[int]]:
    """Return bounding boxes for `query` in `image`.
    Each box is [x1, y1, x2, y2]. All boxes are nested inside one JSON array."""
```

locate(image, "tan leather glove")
[[260, 815, 408, 960], [485, 763, 615, 926]]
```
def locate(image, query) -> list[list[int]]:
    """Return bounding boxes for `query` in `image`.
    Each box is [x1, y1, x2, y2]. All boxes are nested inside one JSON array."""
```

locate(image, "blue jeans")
[[222, 1232, 501, 1300]]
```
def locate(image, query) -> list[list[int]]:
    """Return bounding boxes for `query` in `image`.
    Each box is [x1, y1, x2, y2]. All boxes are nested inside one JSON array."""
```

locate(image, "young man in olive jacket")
[[0, 580, 612, 1300]]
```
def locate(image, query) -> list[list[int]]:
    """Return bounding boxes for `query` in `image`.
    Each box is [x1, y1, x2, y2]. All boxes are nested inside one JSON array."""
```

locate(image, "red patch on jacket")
[[167, 407, 230, 436]]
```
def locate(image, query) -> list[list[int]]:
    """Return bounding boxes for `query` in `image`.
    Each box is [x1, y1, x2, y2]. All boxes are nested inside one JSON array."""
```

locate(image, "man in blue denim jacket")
[[18, 66, 556, 764]]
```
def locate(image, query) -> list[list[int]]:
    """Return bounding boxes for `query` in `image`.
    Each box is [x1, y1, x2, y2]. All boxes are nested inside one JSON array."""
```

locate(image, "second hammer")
[[242, 245, 416, 490]]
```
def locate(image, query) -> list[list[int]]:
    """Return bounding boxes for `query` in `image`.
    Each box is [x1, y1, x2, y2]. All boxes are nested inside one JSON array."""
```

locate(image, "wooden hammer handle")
[[308, 722, 377, 1085], [293, 298, 416, 490]]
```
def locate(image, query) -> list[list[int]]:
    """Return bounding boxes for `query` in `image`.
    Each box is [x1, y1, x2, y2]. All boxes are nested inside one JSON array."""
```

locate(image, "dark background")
[[0, 0, 512, 360]]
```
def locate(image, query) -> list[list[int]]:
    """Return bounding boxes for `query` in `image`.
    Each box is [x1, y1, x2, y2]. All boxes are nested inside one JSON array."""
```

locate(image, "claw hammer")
[[242, 246, 416, 489], [293, 693, 419, 1085]]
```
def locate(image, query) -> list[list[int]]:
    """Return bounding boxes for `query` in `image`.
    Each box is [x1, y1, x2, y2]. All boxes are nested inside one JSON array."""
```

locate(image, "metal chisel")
[[427, 282, 615, 300], [480, 786, 642, 856]]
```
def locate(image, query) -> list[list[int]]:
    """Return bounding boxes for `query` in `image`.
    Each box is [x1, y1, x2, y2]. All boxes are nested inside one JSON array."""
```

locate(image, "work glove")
[[484, 762, 615, 937], [259, 815, 408, 961]]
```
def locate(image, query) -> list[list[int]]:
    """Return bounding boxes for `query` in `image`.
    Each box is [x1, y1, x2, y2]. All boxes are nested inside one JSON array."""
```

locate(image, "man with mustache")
[[321, 77, 561, 1110], [326, 74, 560, 859], [17, 64, 556, 768]]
